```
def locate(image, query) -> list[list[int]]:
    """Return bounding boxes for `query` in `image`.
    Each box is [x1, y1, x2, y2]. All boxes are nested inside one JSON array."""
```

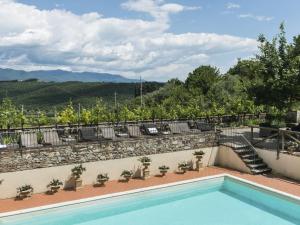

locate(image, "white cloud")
[[226, 2, 240, 9], [0, 0, 257, 81], [239, 14, 274, 22], [121, 0, 201, 23]]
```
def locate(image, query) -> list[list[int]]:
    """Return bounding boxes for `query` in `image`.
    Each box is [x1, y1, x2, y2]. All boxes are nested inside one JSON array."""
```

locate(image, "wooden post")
[[281, 132, 285, 152], [276, 130, 280, 160], [250, 126, 254, 143]]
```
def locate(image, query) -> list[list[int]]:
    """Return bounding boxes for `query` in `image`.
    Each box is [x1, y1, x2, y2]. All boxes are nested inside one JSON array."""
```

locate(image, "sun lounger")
[[101, 127, 116, 140], [177, 122, 191, 133], [79, 127, 98, 141], [126, 125, 142, 137], [42, 130, 62, 146], [142, 123, 159, 135], [0, 134, 6, 149], [169, 123, 182, 134], [195, 122, 214, 131], [20, 132, 41, 148]]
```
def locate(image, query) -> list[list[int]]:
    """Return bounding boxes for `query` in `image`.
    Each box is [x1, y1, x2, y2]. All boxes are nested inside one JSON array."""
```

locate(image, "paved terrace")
[[1, 166, 300, 213]]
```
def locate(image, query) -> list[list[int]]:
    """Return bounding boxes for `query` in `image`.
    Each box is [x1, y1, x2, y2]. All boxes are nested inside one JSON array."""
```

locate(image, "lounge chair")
[[177, 122, 191, 133], [42, 130, 62, 146], [79, 127, 98, 141], [20, 132, 41, 148], [0, 134, 7, 149], [101, 127, 116, 140], [195, 122, 214, 132], [126, 125, 142, 138], [169, 123, 182, 134], [142, 123, 159, 135], [115, 126, 129, 138]]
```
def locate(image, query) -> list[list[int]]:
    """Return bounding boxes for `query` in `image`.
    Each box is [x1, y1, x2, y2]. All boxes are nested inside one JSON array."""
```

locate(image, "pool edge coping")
[[1, 173, 300, 218]]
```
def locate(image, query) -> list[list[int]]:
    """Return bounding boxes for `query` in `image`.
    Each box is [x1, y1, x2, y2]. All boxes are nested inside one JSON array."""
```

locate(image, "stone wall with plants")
[[0, 133, 217, 173]]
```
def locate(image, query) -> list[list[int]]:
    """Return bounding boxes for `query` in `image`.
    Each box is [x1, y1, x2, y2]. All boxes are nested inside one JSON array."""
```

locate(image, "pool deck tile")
[[1, 167, 300, 213]]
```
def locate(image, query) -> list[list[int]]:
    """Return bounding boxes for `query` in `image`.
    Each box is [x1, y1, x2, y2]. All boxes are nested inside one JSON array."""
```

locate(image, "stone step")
[[243, 158, 263, 164], [241, 153, 258, 159], [233, 145, 250, 150], [247, 163, 267, 169], [251, 167, 272, 175], [234, 149, 253, 154]]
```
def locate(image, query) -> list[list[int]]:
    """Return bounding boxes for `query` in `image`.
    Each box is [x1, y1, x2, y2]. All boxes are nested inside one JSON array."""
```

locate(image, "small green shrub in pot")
[[96, 173, 109, 186], [139, 156, 152, 179], [17, 184, 33, 200], [71, 164, 86, 180], [158, 165, 170, 176], [193, 150, 205, 160], [178, 162, 189, 174], [138, 156, 152, 166], [71, 164, 86, 189], [121, 170, 133, 182], [193, 150, 205, 171], [47, 179, 63, 194]]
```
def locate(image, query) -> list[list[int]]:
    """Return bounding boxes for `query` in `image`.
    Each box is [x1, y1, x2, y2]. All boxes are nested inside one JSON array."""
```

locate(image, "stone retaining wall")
[[0, 133, 217, 173]]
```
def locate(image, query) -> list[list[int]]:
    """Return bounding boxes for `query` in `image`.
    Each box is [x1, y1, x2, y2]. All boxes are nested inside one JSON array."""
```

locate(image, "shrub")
[[178, 162, 189, 172], [71, 164, 86, 180], [139, 156, 151, 164], [97, 173, 109, 181], [17, 184, 33, 193], [193, 150, 205, 156], [121, 170, 133, 178], [47, 179, 63, 187], [158, 165, 170, 171]]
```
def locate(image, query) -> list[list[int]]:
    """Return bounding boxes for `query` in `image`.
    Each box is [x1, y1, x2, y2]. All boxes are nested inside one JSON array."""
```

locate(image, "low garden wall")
[[256, 148, 300, 181], [0, 133, 218, 199]]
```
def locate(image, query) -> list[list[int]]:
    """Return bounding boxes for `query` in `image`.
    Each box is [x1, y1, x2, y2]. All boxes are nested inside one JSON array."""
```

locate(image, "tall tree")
[[185, 65, 220, 95]]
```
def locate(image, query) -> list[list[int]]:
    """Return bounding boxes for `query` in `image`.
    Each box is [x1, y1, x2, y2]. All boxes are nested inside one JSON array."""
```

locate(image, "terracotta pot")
[[124, 175, 131, 182], [19, 190, 32, 199], [160, 170, 168, 176], [50, 185, 61, 193], [97, 179, 108, 186]]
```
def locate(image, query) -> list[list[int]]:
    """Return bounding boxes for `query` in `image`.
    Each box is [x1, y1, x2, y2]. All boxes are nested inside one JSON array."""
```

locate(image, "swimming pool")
[[1, 174, 300, 225]]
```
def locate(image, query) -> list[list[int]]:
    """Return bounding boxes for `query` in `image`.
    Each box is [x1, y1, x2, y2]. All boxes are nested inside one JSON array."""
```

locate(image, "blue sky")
[[0, 0, 299, 81]]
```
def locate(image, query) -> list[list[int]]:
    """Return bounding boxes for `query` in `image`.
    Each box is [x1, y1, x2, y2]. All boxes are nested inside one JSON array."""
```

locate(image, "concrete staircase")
[[219, 128, 272, 175], [233, 144, 272, 175]]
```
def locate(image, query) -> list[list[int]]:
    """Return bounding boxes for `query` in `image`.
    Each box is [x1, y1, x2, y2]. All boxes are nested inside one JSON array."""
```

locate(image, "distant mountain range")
[[0, 68, 140, 83]]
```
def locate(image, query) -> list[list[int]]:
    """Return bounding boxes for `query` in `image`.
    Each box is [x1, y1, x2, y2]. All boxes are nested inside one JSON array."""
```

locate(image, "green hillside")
[[0, 81, 163, 110]]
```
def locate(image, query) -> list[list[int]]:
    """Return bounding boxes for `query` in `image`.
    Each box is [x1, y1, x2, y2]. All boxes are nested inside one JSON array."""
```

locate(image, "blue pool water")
[[1, 176, 300, 225]]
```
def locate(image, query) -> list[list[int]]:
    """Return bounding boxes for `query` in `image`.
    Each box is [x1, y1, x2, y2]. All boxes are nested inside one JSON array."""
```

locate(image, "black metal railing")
[[0, 121, 217, 150]]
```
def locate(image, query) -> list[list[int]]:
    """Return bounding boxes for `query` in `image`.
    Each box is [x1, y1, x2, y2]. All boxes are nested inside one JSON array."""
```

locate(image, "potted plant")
[[47, 179, 63, 194], [158, 165, 169, 176], [121, 170, 133, 182], [193, 150, 205, 171], [17, 185, 33, 200], [139, 156, 151, 179], [71, 164, 86, 189], [96, 173, 109, 186], [178, 162, 189, 174], [139, 156, 152, 166]]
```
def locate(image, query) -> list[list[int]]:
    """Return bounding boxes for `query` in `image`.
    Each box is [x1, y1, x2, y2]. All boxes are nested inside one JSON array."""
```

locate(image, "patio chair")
[[42, 130, 62, 146], [0, 134, 7, 149], [142, 123, 159, 135], [126, 125, 142, 138], [195, 122, 214, 132], [177, 122, 191, 133], [20, 132, 41, 148], [169, 123, 182, 134], [101, 127, 116, 140], [79, 127, 98, 141]]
